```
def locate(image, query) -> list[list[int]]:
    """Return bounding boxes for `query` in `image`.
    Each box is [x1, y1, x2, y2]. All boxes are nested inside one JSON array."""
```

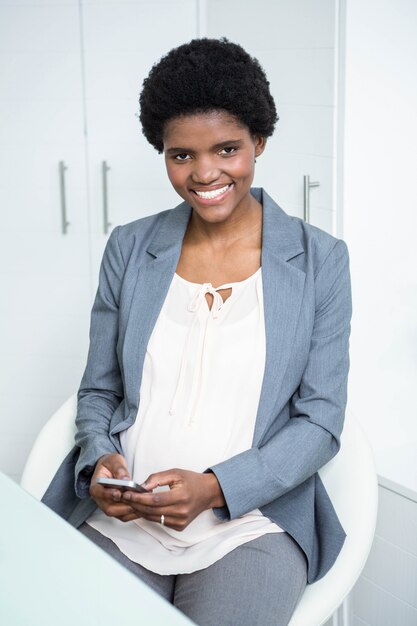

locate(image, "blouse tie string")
[[188, 283, 225, 319], [169, 282, 234, 422]]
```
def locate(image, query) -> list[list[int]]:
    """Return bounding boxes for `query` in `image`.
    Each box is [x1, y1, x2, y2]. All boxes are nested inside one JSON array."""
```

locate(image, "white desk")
[[0, 473, 194, 626]]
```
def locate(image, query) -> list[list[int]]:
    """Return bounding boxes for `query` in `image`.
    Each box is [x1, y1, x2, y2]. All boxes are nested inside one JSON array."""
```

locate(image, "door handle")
[[102, 160, 112, 235], [59, 161, 70, 234], [303, 175, 320, 223]]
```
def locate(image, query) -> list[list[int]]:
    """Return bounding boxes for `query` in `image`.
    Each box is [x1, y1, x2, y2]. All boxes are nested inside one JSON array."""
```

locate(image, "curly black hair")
[[139, 38, 278, 153]]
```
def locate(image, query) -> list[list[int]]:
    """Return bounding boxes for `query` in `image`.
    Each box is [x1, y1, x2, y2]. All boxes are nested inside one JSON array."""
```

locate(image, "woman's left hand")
[[121, 468, 225, 531]]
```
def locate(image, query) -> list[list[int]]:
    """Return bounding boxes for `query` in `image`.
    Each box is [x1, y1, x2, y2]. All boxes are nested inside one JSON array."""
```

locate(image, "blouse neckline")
[[174, 267, 262, 289]]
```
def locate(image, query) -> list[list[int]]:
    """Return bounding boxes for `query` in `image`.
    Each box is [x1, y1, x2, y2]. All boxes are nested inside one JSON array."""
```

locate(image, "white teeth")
[[194, 184, 230, 199]]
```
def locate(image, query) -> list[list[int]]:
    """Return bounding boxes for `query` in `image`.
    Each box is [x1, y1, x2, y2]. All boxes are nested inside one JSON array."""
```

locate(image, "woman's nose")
[[191, 158, 220, 185]]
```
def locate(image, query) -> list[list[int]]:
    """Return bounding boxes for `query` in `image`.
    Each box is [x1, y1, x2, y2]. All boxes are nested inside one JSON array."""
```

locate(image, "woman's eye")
[[174, 153, 190, 161], [220, 147, 237, 155]]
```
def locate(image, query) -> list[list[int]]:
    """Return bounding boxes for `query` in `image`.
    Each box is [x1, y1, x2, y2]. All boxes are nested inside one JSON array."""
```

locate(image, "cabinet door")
[[81, 0, 198, 288], [0, 3, 90, 480], [206, 0, 337, 234]]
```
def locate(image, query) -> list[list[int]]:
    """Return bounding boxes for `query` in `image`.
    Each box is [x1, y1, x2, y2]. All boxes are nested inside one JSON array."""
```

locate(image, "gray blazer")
[[42, 187, 352, 584]]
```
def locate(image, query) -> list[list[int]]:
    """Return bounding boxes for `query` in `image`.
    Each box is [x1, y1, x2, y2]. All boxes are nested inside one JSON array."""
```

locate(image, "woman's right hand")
[[89, 453, 139, 522]]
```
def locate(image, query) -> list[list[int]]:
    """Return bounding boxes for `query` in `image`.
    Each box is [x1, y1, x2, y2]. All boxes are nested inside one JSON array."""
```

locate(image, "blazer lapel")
[[253, 189, 306, 444], [120, 201, 192, 419]]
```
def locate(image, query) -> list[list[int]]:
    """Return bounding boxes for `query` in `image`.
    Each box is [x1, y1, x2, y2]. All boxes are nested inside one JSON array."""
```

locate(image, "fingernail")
[[123, 492, 132, 501]]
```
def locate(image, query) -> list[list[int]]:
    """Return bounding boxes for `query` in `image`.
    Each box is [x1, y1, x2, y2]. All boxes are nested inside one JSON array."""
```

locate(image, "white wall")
[[343, 0, 417, 452]]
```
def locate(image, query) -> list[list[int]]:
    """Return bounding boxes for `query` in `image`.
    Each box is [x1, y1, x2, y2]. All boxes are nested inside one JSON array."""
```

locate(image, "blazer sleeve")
[[207, 239, 352, 520], [74, 226, 125, 497]]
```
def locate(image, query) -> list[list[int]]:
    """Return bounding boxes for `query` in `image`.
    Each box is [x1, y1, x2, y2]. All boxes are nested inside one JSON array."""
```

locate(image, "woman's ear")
[[254, 135, 267, 158]]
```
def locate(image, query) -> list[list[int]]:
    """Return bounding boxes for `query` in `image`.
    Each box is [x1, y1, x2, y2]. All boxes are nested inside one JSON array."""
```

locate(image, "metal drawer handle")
[[59, 161, 70, 234], [102, 160, 112, 235], [303, 175, 320, 223]]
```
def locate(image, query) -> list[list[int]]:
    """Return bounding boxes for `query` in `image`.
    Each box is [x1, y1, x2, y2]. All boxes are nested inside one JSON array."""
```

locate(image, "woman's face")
[[163, 110, 265, 226]]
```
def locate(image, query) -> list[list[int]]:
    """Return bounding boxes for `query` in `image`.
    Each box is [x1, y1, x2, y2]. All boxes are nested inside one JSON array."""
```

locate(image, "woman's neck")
[[186, 197, 263, 250]]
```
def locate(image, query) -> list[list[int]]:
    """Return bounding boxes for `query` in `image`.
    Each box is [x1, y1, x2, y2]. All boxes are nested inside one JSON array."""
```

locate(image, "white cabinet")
[[80, 0, 197, 284], [0, 2, 91, 479], [0, 0, 339, 481]]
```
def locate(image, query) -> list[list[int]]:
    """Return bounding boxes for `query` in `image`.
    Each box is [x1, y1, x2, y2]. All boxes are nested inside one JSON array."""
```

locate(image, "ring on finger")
[[160, 514, 165, 526]]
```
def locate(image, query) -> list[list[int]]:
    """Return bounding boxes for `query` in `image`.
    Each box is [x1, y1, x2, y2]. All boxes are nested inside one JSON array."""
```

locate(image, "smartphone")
[[96, 477, 149, 493]]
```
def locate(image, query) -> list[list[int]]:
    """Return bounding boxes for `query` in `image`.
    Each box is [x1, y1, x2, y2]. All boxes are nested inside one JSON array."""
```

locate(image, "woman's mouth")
[[191, 183, 233, 204]]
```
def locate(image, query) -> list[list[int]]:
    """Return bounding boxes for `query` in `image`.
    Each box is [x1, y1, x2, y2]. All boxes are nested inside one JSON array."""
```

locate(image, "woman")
[[43, 38, 351, 625]]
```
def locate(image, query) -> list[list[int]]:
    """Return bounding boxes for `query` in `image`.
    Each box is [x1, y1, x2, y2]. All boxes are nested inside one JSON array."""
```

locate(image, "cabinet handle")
[[59, 161, 70, 234], [102, 160, 112, 235], [303, 175, 320, 223]]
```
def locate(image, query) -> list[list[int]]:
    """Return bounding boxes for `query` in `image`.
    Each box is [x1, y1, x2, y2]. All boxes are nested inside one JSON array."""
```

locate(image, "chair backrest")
[[21, 399, 378, 626], [289, 409, 378, 625], [20, 394, 77, 500]]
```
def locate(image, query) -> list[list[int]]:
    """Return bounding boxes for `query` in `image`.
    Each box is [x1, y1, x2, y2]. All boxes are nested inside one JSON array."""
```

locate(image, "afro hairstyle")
[[139, 37, 278, 153]]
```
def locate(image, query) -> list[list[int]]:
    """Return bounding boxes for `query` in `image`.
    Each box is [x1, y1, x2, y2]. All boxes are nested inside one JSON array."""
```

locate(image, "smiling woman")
[[42, 38, 352, 626]]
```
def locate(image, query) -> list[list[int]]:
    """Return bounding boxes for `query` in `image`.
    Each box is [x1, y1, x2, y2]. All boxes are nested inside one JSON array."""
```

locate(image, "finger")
[[104, 503, 135, 518], [93, 454, 131, 483], [119, 513, 141, 523], [122, 489, 181, 509], [105, 460, 130, 480], [144, 514, 188, 532], [143, 469, 182, 490], [91, 484, 123, 502], [94, 464, 114, 479], [109, 503, 135, 516], [123, 500, 186, 519]]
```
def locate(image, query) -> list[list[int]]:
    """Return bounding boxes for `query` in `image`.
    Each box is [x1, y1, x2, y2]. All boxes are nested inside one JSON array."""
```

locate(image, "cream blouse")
[[86, 268, 284, 574]]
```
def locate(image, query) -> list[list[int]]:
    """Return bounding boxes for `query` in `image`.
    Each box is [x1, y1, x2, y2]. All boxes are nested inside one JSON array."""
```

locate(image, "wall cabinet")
[[0, 0, 339, 480], [0, 2, 91, 479], [81, 0, 197, 280]]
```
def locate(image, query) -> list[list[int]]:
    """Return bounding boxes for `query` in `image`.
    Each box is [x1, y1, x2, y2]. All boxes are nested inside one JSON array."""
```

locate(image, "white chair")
[[21, 398, 378, 626], [21, 395, 78, 500], [289, 409, 378, 626]]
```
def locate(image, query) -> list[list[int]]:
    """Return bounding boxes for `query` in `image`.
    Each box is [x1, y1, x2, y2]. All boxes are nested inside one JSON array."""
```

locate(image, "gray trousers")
[[79, 523, 307, 626]]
